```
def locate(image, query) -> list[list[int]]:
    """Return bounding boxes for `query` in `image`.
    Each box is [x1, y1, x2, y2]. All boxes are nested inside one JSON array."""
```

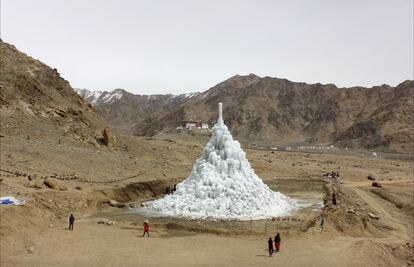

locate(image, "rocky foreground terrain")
[[79, 75, 413, 153]]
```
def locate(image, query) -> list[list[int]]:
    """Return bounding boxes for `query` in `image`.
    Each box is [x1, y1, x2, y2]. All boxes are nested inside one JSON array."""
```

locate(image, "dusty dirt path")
[[1, 176, 412, 267], [1, 186, 412, 266], [343, 180, 412, 241], [2, 220, 405, 267]]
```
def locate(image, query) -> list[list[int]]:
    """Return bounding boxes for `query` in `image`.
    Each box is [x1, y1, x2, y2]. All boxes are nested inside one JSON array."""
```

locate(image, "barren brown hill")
[[125, 74, 413, 153], [0, 40, 115, 148]]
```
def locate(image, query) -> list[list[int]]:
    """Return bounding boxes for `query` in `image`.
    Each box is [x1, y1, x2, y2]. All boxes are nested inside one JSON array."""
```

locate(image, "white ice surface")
[[142, 103, 300, 220]]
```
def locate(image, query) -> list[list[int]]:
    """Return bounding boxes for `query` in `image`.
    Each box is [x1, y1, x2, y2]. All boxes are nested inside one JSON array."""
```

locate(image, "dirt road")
[[3, 177, 412, 267], [2, 219, 406, 267]]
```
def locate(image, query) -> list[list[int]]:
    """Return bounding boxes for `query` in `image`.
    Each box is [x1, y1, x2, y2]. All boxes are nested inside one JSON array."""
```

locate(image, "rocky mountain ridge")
[[77, 74, 413, 153], [75, 88, 200, 132]]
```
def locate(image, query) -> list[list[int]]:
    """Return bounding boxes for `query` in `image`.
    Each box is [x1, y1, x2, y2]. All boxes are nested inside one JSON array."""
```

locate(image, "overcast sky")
[[1, 0, 413, 94]]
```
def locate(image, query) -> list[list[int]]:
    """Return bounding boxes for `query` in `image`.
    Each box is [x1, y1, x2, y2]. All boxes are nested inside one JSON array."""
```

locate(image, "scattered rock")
[[129, 203, 140, 208], [372, 181, 382, 188], [109, 199, 119, 206], [75, 186, 82, 190], [103, 127, 112, 147], [368, 212, 379, 220], [27, 247, 34, 253], [97, 219, 116, 225], [43, 178, 58, 189], [32, 175, 43, 189], [103, 199, 125, 208], [347, 209, 357, 214], [44, 177, 66, 190]]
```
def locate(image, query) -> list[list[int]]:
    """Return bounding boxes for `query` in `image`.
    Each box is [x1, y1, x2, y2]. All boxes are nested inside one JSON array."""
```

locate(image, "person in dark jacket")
[[68, 214, 75, 231], [332, 192, 337, 205], [268, 237, 274, 256], [274, 233, 281, 252], [320, 217, 325, 233]]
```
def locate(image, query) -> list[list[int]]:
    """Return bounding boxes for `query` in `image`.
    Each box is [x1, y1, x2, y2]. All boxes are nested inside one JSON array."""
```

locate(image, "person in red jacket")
[[142, 220, 150, 237], [274, 233, 281, 252]]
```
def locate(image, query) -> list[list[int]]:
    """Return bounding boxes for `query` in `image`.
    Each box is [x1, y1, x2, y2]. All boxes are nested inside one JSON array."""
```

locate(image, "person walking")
[[142, 220, 150, 237], [332, 192, 337, 206], [267, 237, 274, 256], [274, 233, 281, 252], [320, 216, 325, 233], [68, 214, 75, 231]]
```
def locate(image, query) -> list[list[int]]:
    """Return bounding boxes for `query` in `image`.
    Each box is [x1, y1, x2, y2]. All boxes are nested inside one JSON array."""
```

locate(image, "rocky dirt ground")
[[0, 133, 413, 267]]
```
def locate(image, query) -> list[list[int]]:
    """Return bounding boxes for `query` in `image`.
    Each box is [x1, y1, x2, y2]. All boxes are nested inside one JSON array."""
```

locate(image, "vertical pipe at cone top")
[[218, 102, 223, 125]]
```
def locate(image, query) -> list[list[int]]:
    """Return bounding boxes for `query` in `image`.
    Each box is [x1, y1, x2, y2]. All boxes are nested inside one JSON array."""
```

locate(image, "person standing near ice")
[[268, 237, 274, 256], [68, 214, 75, 231], [274, 233, 281, 252], [142, 219, 150, 237]]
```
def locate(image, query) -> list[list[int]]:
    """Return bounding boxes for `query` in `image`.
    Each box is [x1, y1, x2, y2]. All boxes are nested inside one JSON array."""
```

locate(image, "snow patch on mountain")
[[75, 88, 200, 106]]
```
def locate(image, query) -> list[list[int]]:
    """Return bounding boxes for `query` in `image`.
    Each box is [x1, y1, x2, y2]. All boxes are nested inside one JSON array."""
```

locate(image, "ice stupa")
[[142, 103, 299, 220]]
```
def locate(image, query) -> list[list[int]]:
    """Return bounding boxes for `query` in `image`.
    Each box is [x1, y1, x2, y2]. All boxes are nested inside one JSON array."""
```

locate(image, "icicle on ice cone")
[[217, 102, 224, 126], [142, 103, 299, 220]]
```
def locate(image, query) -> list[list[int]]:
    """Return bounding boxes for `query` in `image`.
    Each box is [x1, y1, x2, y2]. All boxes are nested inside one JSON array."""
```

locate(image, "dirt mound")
[[99, 178, 180, 204], [371, 187, 414, 213]]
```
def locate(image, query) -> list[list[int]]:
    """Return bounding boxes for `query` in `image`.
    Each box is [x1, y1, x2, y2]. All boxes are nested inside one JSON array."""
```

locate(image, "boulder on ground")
[[44, 178, 58, 189], [97, 219, 115, 225], [32, 175, 43, 189], [368, 212, 379, 219], [105, 199, 125, 208], [372, 181, 382, 188], [103, 127, 112, 146], [347, 209, 357, 214], [44, 177, 67, 190], [129, 203, 140, 208]]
